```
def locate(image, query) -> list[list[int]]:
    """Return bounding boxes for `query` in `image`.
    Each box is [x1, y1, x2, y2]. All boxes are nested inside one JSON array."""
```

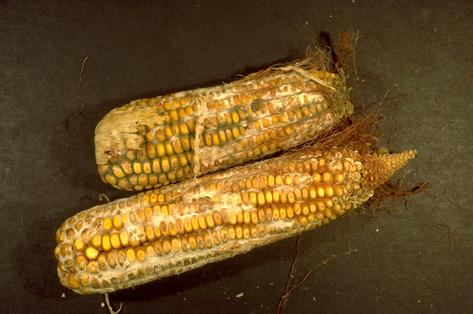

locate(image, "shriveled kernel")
[[76, 255, 88, 270], [107, 252, 117, 268], [334, 186, 344, 197], [171, 238, 181, 252], [67, 273, 80, 289], [243, 226, 250, 239], [213, 212, 223, 225], [126, 248, 136, 262], [272, 207, 280, 219], [235, 226, 243, 239], [136, 248, 146, 261]]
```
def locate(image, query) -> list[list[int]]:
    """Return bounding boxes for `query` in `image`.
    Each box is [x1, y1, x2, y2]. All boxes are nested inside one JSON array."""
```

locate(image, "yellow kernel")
[[335, 173, 345, 183], [257, 192, 266, 206], [169, 223, 177, 236], [184, 218, 193, 232], [91, 234, 102, 248], [156, 144, 166, 157], [85, 246, 99, 260], [191, 217, 200, 231], [231, 111, 240, 123], [273, 190, 280, 203], [322, 172, 333, 184], [206, 215, 215, 228], [165, 142, 174, 155], [287, 206, 294, 218], [133, 162, 142, 174], [317, 186, 325, 197], [229, 213, 237, 225], [73, 239, 84, 251], [313, 173, 322, 183], [302, 205, 310, 216], [280, 207, 287, 219], [198, 216, 207, 229], [268, 175, 275, 186], [112, 166, 125, 178], [235, 226, 243, 239], [119, 231, 129, 246], [284, 175, 293, 185], [280, 191, 288, 204], [272, 207, 280, 219], [232, 127, 240, 138], [334, 186, 344, 197], [126, 248, 136, 262], [112, 216, 122, 229], [249, 192, 258, 206], [275, 175, 283, 185], [172, 238, 181, 252], [102, 235, 111, 251], [102, 217, 113, 231], [309, 187, 317, 199], [145, 226, 155, 241], [67, 273, 80, 289], [325, 186, 334, 197]]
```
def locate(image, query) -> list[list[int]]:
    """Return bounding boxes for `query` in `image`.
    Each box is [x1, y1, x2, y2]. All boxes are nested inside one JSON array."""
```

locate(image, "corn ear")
[[56, 146, 415, 294], [95, 57, 353, 191]]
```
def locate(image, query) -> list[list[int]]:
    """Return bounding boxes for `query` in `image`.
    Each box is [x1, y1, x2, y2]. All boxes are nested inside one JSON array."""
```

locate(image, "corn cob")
[[95, 57, 353, 191], [56, 146, 415, 294]]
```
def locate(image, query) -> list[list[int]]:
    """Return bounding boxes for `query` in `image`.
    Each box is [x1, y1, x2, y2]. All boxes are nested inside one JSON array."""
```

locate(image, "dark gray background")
[[1, 1, 472, 313]]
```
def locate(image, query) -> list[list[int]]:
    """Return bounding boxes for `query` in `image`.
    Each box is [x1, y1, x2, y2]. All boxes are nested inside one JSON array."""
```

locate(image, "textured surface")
[[55, 148, 414, 294], [94, 63, 352, 191], [1, 1, 472, 313]]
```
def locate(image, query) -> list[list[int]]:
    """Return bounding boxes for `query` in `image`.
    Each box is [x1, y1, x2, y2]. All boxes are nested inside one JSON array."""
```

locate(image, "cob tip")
[[362, 149, 417, 187]]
